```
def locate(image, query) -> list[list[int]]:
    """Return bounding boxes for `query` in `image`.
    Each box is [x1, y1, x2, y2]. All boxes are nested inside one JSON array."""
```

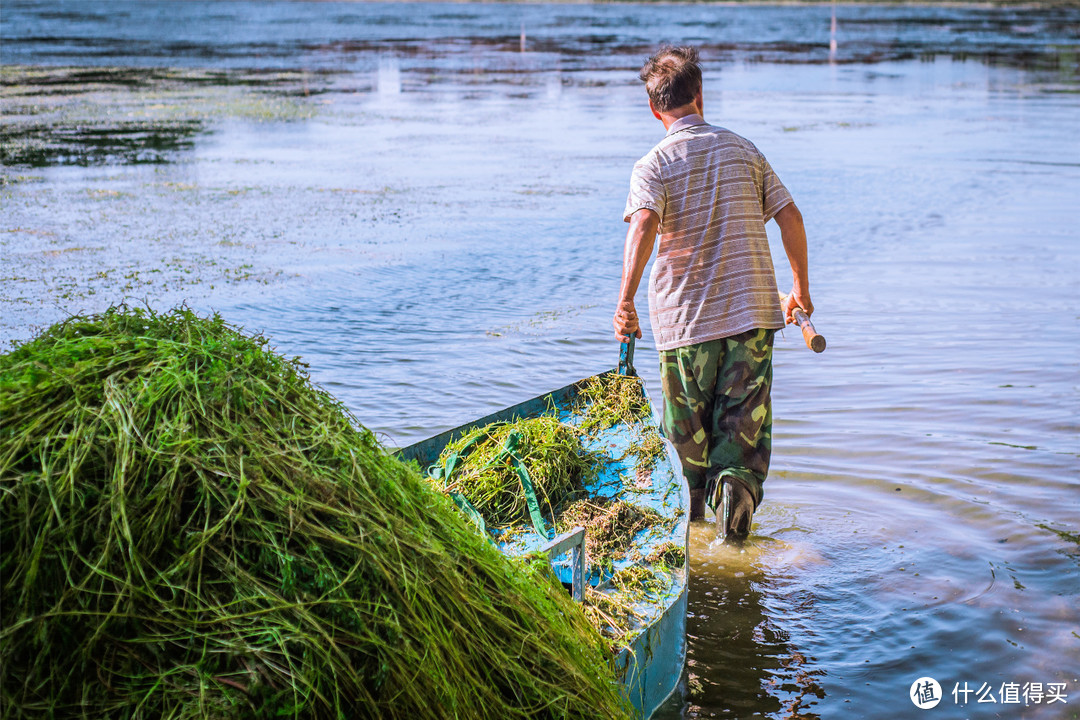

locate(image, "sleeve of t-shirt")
[[760, 156, 793, 222], [623, 154, 666, 223]]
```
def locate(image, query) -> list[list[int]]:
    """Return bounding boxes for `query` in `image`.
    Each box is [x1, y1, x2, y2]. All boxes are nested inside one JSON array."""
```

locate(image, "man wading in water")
[[613, 46, 813, 540]]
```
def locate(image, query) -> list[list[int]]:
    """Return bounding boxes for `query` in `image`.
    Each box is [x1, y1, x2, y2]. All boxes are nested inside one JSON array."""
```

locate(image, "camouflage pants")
[[658, 328, 774, 507]]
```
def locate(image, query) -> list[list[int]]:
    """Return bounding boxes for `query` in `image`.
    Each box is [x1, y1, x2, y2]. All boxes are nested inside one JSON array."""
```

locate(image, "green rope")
[[501, 431, 552, 540], [429, 425, 553, 540]]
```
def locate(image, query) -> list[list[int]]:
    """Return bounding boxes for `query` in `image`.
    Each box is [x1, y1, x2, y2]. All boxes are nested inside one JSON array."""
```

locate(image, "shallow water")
[[2, 2, 1079, 718]]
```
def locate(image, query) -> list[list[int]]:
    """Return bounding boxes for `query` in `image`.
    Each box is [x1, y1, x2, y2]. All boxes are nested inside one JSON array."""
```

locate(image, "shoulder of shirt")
[[635, 124, 761, 168], [691, 124, 759, 148], [658, 123, 758, 153]]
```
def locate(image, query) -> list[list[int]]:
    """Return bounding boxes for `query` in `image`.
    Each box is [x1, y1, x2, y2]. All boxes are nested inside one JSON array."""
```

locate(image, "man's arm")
[[774, 202, 813, 324], [614, 208, 660, 342]]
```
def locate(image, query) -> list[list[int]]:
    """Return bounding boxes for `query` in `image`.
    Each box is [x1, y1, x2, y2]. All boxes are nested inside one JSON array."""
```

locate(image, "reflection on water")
[[658, 464, 1080, 718], [378, 57, 401, 97], [666, 525, 828, 719], [2, 2, 1079, 718]]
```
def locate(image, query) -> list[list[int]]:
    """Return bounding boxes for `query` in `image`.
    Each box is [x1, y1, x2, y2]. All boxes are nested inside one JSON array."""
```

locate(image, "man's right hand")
[[613, 300, 643, 342], [782, 289, 814, 325]]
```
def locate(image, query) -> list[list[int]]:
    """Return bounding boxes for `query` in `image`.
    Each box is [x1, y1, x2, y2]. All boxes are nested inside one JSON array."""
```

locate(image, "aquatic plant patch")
[[0, 66, 323, 167]]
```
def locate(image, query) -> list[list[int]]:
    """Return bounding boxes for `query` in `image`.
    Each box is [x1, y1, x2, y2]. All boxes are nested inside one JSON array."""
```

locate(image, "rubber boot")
[[707, 476, 756, 541], [689, 488, 706, 521]]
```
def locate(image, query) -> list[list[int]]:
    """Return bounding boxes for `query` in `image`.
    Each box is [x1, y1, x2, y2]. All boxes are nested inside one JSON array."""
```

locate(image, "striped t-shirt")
[[623, 114, 792, 351]]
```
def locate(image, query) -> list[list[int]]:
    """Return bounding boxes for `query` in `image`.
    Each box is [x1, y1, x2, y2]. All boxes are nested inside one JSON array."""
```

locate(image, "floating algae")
[[0, 307, 632, 720], [431, 416, 596, 528]]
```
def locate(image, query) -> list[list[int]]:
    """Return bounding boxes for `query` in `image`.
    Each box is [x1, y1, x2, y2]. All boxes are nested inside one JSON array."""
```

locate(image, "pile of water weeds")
[[430, 416, 596, 528], [572, 373, 652, 434], [430, 373, 667, 539], [0, 307, 632, 720]]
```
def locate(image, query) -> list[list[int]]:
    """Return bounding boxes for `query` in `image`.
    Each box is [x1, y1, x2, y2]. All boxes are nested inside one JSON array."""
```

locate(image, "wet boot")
[[706, 476, 755, 542], [689, 488, 706, 521]]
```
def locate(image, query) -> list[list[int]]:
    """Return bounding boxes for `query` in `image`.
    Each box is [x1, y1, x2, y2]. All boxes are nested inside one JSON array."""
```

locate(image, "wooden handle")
[[780, 294, 826, 353], [793, 307, 826, 353]]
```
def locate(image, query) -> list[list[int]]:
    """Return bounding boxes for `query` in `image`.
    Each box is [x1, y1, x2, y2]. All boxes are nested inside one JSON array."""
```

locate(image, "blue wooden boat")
[[398, 340, 689, 719]]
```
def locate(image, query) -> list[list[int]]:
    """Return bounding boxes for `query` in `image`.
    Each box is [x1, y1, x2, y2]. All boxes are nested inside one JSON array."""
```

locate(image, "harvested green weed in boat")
[[574, 372, 651, 433], [558, 498, 662, 571], [610, 565, 668, 597], [0, 306, 632, 720], [645, 541, 687, 568], [431, 416, 595, 527], [583, 586, 643, 653], [584, 566, 673, 653], [628, 427, 666, 471]]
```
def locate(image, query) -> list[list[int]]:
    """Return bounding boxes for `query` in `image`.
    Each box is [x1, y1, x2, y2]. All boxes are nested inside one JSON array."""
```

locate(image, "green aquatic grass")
[[585, 565, 676, 654], [583, 586, 644, 654], [432, 416, 596, 528], [610, 565, 667, 597], [645, 541, 686, 569], [582, 564, 664, 655], [627, 427, 665, 471], [557, 499, 663, 574], [573, 373, 651, 434], [0, 306, 632, 720]]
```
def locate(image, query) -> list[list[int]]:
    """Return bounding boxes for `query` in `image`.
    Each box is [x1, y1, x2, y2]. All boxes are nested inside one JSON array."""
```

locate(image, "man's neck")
[[658, 106, 701, 131], [653, 94, 704, 131]]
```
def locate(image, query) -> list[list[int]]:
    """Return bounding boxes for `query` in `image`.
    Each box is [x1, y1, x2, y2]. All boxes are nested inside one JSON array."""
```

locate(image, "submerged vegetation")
[[0, 307, 632, 719], [0, 66, 323, 167]]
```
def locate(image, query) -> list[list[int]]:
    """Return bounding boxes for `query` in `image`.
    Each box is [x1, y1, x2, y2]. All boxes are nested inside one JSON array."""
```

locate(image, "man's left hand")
[[614, 300, 642, 342], [781, 289, 813, 325]]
